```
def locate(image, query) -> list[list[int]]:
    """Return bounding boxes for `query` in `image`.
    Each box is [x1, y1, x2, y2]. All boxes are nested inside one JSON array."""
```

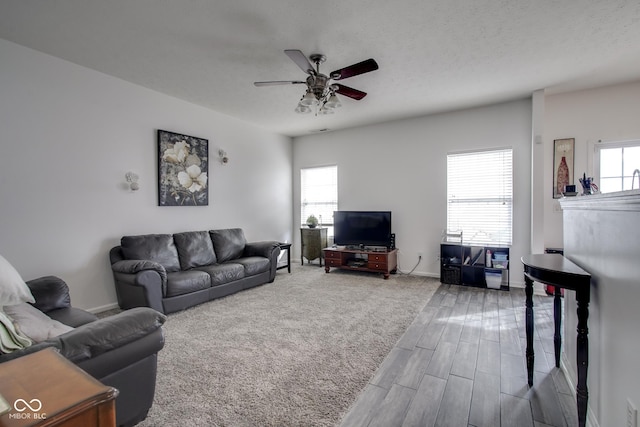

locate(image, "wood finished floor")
[[340, 284, 578, 427]]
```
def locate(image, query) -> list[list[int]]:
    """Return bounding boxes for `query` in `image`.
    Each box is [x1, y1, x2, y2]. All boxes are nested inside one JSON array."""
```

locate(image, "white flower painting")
[[158, 130, 209, 206]]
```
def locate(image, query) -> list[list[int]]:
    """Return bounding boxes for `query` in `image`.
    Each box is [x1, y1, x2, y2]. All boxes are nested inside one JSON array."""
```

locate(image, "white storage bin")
[[485, 271, 502, 289]]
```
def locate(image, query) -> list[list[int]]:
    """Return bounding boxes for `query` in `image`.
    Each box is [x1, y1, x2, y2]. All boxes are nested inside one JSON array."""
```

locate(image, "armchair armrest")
[[53, 307, 166, 363], [26, 276, 71, 313]]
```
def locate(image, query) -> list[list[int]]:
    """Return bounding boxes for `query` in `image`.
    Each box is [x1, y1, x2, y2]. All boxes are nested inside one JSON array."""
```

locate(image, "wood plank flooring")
[[340, 284, 578, 427]]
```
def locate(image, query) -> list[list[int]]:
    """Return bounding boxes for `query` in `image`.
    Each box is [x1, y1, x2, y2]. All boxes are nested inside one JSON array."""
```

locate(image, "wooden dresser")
[[0, 348, 118, 427]]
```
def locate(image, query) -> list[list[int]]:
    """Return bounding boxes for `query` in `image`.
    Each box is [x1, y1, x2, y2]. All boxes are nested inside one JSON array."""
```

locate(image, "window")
[[300, 165, 338, 234], [594, 140, 640, 193], [447, 148, 513, 246]]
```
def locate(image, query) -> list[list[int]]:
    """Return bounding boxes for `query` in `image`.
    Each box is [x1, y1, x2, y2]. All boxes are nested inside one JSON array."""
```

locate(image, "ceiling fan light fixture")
[[324, 93, 342, 109], [295, 103, 312, 114], [300, 91, 319, 107], [318, 106, 334, 115]]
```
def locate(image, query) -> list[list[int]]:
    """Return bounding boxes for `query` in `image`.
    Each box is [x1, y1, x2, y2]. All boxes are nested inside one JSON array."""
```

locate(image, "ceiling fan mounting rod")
[[309, 53, 327, 74]]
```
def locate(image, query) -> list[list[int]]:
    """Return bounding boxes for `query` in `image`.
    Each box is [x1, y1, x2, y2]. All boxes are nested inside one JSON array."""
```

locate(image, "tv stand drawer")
[[368, 261, 388, 270], [326, 258, 342, 267], [369, 254, 387, 263], [324, 250, 342, 260]]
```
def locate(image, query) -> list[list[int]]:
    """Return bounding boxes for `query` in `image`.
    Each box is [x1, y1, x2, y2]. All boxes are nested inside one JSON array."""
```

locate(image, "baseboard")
[[560, 354, 599, 427], [87, 302, 119, 314], [397, 270, 439, 278]]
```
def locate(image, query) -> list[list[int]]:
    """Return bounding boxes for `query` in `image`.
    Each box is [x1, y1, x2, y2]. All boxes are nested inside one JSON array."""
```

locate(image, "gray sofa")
[[109, 228, 281, 314], [0, 276, 166, 427]]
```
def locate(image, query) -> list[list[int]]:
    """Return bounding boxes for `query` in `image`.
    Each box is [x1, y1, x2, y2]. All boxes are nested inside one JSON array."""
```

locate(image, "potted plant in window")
[[306, 215, 318, 228]]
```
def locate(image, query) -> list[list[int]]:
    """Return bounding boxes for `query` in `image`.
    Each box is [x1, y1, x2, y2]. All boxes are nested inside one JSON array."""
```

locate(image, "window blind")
[[447, 148, 513, 246], [300, 165, 338, 230]]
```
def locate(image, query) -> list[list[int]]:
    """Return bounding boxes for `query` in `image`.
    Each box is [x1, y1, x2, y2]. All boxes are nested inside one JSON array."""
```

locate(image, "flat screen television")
[[333, 211, 392, 248]]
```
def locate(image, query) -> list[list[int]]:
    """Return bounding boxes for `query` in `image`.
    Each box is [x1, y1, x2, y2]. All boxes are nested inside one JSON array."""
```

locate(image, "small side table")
[[0, 347, 118, 426], [300, 227, 327, 266], [276, 243, 292, 273], [521, 254, 591, 427]]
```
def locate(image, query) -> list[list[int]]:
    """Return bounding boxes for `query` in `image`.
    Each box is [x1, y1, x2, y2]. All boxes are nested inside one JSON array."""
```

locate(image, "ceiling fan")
[[254, 49, 379, 115]]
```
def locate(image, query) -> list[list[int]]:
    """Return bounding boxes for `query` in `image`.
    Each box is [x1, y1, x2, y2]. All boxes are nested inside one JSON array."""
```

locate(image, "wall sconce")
[[218, 149, 229, 165], [125, 172, 140, 191]]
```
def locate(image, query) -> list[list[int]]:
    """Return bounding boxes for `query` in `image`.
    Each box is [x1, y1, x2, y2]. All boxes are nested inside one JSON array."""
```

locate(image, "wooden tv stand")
[[323, 247, 398, 279]]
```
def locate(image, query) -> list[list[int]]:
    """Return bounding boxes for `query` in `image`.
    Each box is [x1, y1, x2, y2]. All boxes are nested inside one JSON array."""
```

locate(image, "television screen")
[[333, 211, 392, 248]]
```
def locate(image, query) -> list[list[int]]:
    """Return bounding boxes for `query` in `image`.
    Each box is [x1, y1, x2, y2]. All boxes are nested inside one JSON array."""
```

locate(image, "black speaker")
[[390, 233, 396, 249]]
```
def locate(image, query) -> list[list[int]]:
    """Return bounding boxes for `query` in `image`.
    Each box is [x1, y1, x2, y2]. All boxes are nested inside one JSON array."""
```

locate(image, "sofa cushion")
[[209, 229, 246, 263], [174, 231, 217, 269], [165, 270, 211, 297], [234, 257, 270, 276], [195, 263, 245, 287], [121, 234, 181, 273]]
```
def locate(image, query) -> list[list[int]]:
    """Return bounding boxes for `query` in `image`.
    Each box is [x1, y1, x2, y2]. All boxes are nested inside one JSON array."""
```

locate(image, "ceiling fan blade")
[[334, 84, 367, 100], [254, 81, 305, 87], [330, 58, 379, 80], [284, 49, 315, 74]]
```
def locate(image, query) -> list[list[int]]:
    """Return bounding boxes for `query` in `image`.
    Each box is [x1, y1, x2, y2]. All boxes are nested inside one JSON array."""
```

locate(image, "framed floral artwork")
[[157, 130, 209, 206], [553, 138, 574, 199]]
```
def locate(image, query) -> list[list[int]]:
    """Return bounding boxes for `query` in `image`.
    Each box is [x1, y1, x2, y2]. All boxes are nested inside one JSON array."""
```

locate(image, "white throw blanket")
[[0, 309, 32, 353]]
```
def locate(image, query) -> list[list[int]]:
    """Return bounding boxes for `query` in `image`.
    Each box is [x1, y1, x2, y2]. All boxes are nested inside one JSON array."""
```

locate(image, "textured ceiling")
[[2, 0, 640, 137]]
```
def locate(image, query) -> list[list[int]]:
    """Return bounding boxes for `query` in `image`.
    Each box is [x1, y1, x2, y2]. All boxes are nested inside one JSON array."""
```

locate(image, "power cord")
[[396, 254, 422, 275]]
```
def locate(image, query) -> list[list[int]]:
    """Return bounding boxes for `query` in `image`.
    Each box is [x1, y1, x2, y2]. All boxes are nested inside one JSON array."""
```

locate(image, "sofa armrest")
[[26, 276, 71, 313], [52, 307, 166, 364], [111, 260, 167, 312], [245, 241, 281, 282], [111, 259, 167, 284], [244, 241, 281, 259]]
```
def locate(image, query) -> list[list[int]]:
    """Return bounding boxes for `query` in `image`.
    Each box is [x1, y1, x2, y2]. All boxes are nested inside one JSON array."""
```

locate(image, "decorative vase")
[[557, 156, 569, 195], [307, 224, 317, 228]]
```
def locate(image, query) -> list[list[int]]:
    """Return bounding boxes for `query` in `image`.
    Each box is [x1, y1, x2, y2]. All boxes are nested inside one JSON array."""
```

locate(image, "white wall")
[[293, 99, 532, 284], [542, 81, 640, 248], [0, 39, 292, 311], [544, 81, 640, 427]]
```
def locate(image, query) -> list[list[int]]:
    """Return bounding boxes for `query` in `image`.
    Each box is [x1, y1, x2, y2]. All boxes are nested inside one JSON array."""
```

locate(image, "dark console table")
[[521, 253, 591, 427]]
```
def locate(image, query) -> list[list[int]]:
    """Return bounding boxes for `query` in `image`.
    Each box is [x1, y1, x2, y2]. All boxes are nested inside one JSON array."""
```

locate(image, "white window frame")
[[593, 139, 640, 193], [446, 148, 513, 246], [300, 165, 338, 235]]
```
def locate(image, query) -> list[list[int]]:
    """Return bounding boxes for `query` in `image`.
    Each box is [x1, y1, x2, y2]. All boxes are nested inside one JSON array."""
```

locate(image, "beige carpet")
[[138, 265, 439, 427]]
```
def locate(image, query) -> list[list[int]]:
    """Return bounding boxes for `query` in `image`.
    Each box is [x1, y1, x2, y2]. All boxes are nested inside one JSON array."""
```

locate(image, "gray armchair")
[[0, 276, 166, 427]]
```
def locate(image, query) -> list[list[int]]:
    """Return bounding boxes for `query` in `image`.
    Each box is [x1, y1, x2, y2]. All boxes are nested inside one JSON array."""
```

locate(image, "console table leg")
[[554, 286, 562, 368], [525, 276, 535, 387], [576, 288, 590, 427]]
